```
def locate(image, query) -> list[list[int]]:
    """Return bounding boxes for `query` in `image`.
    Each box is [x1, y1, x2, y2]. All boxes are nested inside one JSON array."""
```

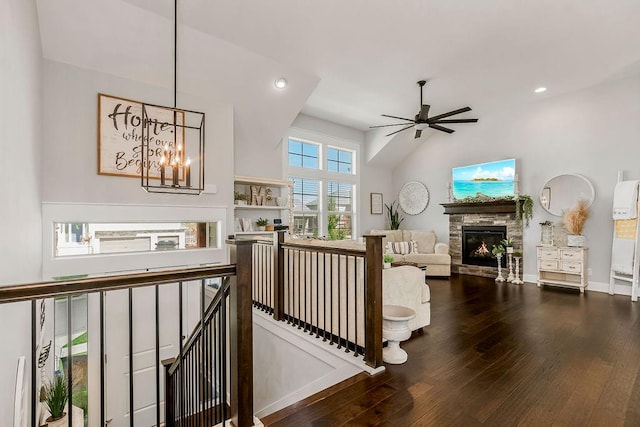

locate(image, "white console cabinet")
[[537, 246, 588, 293]]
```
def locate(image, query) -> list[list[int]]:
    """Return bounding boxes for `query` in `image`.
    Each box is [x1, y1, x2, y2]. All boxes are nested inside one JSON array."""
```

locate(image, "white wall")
[[0, 0, 43, 421], [290, 114, 393, 235], [391, 73, 640, 286]]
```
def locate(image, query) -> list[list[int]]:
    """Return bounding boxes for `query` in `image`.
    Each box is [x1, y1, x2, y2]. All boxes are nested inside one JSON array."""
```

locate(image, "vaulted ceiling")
[[37, 0, 640, 167]]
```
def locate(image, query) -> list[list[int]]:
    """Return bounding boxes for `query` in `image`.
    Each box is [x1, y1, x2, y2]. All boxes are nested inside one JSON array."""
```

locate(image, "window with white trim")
[[285, 135, 358, 240]]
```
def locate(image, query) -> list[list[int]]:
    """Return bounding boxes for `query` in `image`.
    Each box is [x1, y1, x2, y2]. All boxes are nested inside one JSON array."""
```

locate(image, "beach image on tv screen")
[[452, 159, 515, 199]]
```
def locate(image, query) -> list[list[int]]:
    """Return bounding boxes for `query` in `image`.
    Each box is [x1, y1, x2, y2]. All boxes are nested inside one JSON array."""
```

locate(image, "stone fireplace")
[[442, 200, 523, 278]]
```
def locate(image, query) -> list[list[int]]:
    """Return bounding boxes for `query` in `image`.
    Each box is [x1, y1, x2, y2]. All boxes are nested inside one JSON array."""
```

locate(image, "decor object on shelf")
[[43, 371, 68, 425], [492, 244, 505, 283], [370, 80, 478, 139], [540, 220, 554, 246], [385, 200, 405, 230], [563, 199, 590, 246], [234, 190, 249, 206], [538, 246, 588, 293], [539, 173, 595, 216], [371, 193, 383, 214], [512, 251, 523, 284], [382, 305, 416, 364], [256, 217, 269, 231], [383, 254, 394, 269], [139, 0, 205, 195], [452, 158, 516, 200], [399, 181, 429, 215]]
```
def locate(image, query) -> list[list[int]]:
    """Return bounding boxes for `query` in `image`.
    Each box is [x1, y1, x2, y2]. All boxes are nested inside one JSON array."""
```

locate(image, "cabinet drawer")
[[538, 248, 559, 259], [539, 260, 558, 270], [560, 249, 582, 261], [560, 261, 582, 273]]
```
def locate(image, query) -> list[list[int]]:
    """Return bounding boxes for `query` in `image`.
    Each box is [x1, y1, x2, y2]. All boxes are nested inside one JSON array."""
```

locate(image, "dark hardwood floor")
[[262, 275, 640, 426]]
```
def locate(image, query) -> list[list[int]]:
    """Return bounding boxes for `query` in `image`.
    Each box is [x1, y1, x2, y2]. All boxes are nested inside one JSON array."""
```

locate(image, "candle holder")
[[140, 103, 204, 195], [512, 256, 523, 285], [495, 254, 505, 283], [506, 252, 514, 283]]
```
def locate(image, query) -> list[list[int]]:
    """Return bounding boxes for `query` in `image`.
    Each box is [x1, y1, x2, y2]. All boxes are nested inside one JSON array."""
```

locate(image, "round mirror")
[[539, 173, 595, 216]]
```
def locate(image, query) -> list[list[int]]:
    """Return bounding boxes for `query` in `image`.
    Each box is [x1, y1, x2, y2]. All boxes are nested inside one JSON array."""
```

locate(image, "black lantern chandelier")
[[141, 0, 205, 195]]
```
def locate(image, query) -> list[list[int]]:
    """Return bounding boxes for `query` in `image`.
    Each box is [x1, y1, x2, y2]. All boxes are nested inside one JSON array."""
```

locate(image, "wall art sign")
[[98, 93, 184, 178], [370, 193, 383, 214]]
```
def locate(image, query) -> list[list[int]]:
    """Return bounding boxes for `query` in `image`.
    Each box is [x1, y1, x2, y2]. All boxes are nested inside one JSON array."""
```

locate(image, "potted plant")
[[385, 200, 404, 230], [515, 195, 534, 227], [563, 199, 590, 246], [540, 220, 554, 246], [43, 371, 69, 426], [383, 254, 394, 269], [500, 238, 514, 254], [256, 217, 269, 231], [234, 191, 250, 206]]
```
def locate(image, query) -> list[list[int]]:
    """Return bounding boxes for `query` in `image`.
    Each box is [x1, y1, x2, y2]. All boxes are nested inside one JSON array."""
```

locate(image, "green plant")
[[491, 244, 505, 257], [515, 195, 534, 228], [513, 251, 522, 257], [256, 217, 269, 227], [385, 200, 404, 230], [383, 254, 394, 264], [500, 238, 513, 248], [43, 371, 69, 421], [234, 190, 249, 202]]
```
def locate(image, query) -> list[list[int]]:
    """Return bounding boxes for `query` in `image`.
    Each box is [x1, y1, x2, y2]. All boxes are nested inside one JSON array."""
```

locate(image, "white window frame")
[[284, 128, 360, 239]]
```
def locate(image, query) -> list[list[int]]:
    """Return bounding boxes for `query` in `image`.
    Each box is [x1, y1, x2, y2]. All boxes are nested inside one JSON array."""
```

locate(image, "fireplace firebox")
[[462, 226, 507, 267]]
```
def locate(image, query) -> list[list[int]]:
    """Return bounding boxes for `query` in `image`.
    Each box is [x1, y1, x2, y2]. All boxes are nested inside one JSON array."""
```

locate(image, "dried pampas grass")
[[562, 199, 590, 235]]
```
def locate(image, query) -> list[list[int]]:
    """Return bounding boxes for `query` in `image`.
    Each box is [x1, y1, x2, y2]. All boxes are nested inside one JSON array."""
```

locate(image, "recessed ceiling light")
[[534, 87, 547, 93], [274, 78, 287, 89]]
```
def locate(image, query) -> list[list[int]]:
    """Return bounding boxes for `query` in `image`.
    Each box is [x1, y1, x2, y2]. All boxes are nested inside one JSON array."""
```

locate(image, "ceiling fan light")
[[415, 123, 428, 131]]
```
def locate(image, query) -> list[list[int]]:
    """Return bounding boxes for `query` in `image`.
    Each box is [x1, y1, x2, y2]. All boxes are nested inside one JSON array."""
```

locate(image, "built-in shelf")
[[235, 231, 274, 235], [234, 205, 289, 210]]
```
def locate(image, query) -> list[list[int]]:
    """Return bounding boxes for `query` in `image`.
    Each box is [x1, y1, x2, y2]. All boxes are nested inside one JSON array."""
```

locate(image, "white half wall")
[[0, 0, 43, 422], [391, 73, 640, 286]]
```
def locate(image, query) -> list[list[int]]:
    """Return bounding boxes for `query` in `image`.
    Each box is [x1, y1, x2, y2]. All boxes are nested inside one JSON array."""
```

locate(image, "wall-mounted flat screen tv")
[[452, 158, 516, 200]]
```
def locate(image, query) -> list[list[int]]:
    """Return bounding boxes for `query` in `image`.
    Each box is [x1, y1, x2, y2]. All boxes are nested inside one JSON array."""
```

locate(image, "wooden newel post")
[[364, 234, 384, 368], [273, 230, 286, 321], [229, 239, 255, 427], [161, 358, 176, 427]]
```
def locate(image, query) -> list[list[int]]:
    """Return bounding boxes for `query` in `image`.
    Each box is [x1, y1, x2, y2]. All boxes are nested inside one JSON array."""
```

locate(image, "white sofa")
[[383, 265, 431, 331], [370, 229, 451, 277]]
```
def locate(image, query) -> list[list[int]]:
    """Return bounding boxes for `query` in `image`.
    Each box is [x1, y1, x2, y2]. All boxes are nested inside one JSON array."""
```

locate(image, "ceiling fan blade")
[[415, 129, 422, 139], [431, 118, 478, 124], [386, 124, 415, 137], [428, 107, 472, 122], [418, 105, 430, 121], [381, 114, 415, 122], [369, 123, 416, 129], [429, 123, 455, 134]]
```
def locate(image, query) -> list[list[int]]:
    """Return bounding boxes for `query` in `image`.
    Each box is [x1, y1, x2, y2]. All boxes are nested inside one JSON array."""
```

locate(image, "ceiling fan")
[[371, 80, 478, 138]]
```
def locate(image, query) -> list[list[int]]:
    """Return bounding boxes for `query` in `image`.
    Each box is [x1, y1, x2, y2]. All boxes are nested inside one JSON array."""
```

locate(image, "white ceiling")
[[37, 0, 640, 166]]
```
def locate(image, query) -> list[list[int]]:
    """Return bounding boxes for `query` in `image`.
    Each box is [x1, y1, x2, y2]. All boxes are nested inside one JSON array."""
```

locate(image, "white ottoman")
[[382, 304, 416, 364]]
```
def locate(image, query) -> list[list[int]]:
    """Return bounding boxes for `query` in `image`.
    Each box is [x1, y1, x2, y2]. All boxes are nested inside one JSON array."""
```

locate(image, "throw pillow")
[[386, 241, 416, 255]]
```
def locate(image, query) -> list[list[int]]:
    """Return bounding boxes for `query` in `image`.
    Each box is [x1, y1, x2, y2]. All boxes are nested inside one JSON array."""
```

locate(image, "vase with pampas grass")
[[562, 199, 590, 246]]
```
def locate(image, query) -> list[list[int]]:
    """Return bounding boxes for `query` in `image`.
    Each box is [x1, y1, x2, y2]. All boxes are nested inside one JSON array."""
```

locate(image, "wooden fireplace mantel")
[[441, 200, 516, 215]]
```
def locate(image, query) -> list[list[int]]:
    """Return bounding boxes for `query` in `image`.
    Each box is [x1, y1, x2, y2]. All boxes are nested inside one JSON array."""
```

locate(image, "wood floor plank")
[[262, 275, 640, 426]]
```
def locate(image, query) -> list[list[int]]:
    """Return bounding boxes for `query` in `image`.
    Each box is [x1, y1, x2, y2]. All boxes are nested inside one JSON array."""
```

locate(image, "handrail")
[[0, 264, 236, 304], [280, 240, 366, 257]]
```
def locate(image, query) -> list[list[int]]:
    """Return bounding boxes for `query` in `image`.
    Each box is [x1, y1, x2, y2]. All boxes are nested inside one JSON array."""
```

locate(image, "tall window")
[[286, 136, 358, 240]]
